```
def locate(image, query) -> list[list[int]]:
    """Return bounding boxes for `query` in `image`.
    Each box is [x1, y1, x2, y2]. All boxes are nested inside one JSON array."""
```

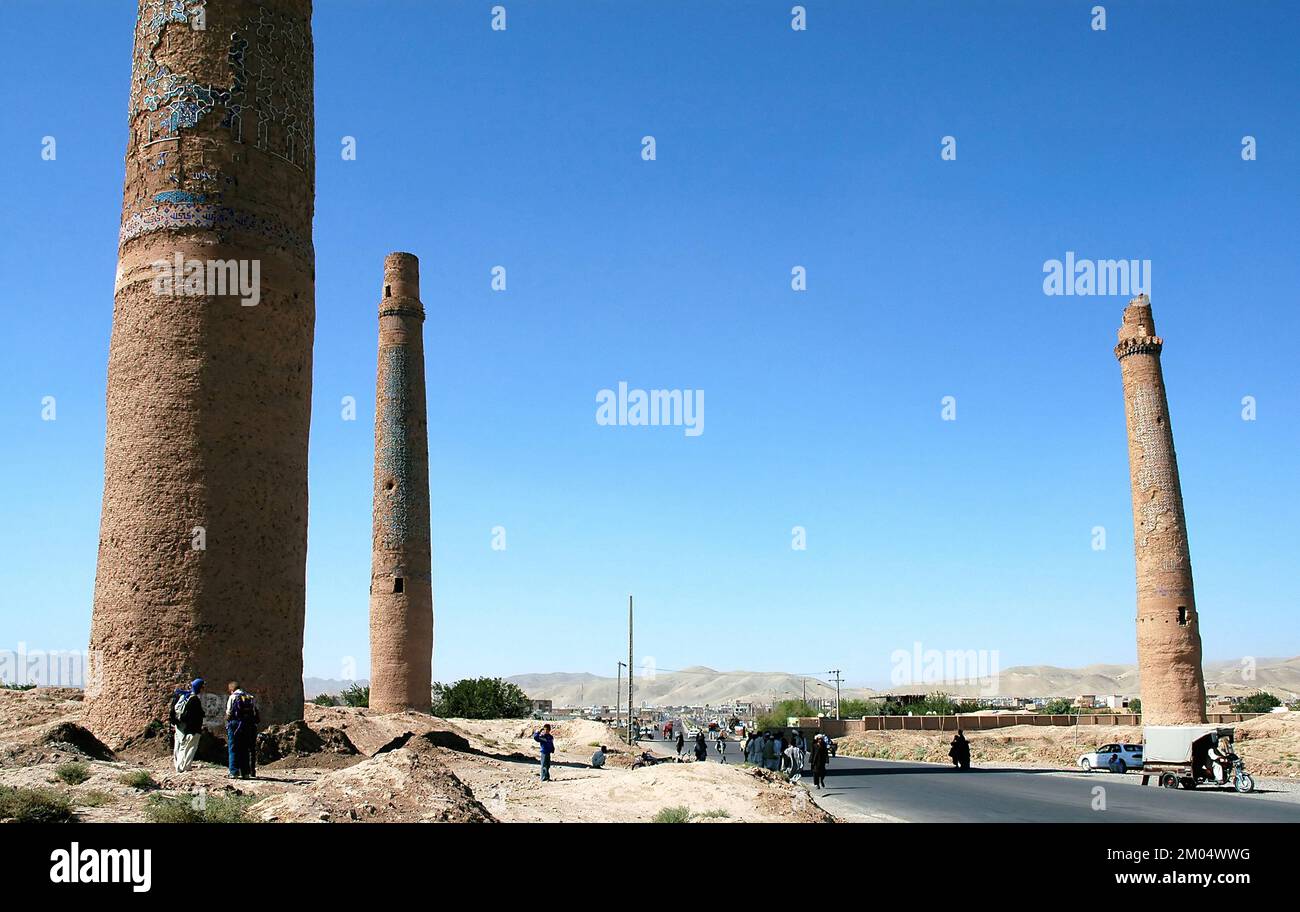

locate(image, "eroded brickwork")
[[85, 0, 315, 744], [369, 253, 434, 713], [1115, 294, 1207, 725]]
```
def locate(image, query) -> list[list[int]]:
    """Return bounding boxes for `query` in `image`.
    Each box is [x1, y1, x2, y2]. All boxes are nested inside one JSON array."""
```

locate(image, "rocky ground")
[[835, 714, 1300, 778], [0, 689, 830, 823]]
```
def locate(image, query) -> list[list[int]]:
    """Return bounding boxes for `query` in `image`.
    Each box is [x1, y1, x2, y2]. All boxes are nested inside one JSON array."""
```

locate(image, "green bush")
[[652, 805, 692, 823], [1040, 699, 1077, 715], [338, 683, 369, 708], [838, 698, 883, 718], [1238, 692, 1282, 714], [431, 678, 532, 719], [311, 693, 337, 706], [144, 792, 255, 824], [120, 770, 159, 790], [0, 786, 76, 823], [695, 809, 731, 819], [54, 762, 91, 785], [755, 700, 818, 731]]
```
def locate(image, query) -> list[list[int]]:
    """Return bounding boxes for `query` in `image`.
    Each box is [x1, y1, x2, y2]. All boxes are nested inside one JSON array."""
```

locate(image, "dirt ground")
[[836, 714, 1300, 778], [0, 689, 830, 823]]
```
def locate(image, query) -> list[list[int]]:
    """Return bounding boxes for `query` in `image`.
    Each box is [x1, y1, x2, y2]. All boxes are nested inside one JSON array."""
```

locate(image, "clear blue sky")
[[1, 1, 1297, 689]]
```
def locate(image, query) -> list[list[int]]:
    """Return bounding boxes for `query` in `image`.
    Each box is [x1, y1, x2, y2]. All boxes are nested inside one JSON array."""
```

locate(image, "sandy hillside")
[[836, 714, 1300, 778], [0, 688, 832, 824]]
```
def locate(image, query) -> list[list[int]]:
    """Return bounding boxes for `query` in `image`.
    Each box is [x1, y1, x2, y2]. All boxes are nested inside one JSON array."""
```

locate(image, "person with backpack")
[[168, 678, 205, 772], [225, 681, 259, 779]]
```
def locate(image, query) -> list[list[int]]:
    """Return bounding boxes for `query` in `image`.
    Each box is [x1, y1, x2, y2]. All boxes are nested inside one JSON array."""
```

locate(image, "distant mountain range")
[[10, 661, 1296, 705], [303, 677, 368, 699], [504, 657, 1300, 706], [505, 668, 856, 708]]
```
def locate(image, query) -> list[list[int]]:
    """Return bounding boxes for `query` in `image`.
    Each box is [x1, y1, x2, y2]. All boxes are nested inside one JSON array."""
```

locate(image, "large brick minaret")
[[86, 0, 315, 742], [1115, 294, 1207, 725], [368, 253, 434, 713]]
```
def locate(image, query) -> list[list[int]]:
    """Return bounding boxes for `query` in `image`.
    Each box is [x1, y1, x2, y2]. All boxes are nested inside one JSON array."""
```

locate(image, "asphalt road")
[[806, 756, 1300, 822]]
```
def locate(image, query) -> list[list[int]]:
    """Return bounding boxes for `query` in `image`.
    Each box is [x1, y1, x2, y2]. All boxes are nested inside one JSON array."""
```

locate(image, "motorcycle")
[[1230, 757, 1255, 794]]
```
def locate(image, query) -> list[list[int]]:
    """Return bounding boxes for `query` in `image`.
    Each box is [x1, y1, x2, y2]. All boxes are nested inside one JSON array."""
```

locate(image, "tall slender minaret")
[[369, 253, 434, 713], [86, 0, 315, 743], [1115, 294, 1207, 725]]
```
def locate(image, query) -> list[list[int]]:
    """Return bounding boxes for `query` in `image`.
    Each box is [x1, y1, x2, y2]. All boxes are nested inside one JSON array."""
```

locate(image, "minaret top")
[[383, 252, 420, 300], [380, 252, 424, 320], [1115, 294, 1162, 358], [1118, 293, 1155, 339]]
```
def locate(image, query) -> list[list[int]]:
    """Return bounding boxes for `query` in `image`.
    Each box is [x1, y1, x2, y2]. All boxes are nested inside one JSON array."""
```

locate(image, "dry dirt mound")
[[257, 720, 358, 766], [249, 732, 493, 823], [302, 705, 467, 756], [38, 722, 114, 761]]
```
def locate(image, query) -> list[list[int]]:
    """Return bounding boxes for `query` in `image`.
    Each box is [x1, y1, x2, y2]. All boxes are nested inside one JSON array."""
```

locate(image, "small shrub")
[[695, 809, 731, 819], [54, 762, 91, 785], [121, 770, 159, 790], [311, 693, 337, 706], [653, 805, 692, 824], [144, 792, 255, 824], [0, 786, 76, 823], [338, 684, 369, 708], [76, 790, 114, 808]]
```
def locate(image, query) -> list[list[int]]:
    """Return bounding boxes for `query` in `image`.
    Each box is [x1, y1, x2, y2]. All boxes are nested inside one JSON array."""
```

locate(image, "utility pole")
[[827, 669, 843, 720], [801, 677, 806, 704], [627, 595, 634, 745], [616, 662, 624, 731]]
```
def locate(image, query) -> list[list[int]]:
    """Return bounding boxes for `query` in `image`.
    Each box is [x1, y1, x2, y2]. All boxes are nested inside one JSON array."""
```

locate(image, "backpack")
[[170, 691, 193, 724], [230, 691, 258, 723]]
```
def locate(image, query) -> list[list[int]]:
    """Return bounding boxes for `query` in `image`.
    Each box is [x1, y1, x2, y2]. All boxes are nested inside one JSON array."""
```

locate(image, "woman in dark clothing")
[[694, 732, 708, 761], [810, 735, 830, 788], [676, 731, 685, 756], [949, 730, 971, 770]]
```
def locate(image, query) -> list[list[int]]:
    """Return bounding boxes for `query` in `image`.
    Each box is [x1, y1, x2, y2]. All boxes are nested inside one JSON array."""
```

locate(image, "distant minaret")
[[369, 253, 433, 713], [1115, 294, 1207, 725]]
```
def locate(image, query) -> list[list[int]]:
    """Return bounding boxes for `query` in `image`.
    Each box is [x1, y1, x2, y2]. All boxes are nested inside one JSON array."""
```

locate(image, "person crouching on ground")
[[225, 681, 260, 779], [169, 678, 205, 772], [591, 744, 607, 769], [533, 724, 555, 781]]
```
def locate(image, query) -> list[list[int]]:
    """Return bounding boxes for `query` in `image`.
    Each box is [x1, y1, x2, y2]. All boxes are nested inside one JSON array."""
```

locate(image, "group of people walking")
[[669, 727, 836, 788], [738, 729, 834, 786], [167, 678, 261, 779]]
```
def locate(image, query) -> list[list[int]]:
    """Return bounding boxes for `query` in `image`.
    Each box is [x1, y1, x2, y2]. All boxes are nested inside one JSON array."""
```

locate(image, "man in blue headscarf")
[[532, 724, 555, 781], [168, 678, 205, 772]]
